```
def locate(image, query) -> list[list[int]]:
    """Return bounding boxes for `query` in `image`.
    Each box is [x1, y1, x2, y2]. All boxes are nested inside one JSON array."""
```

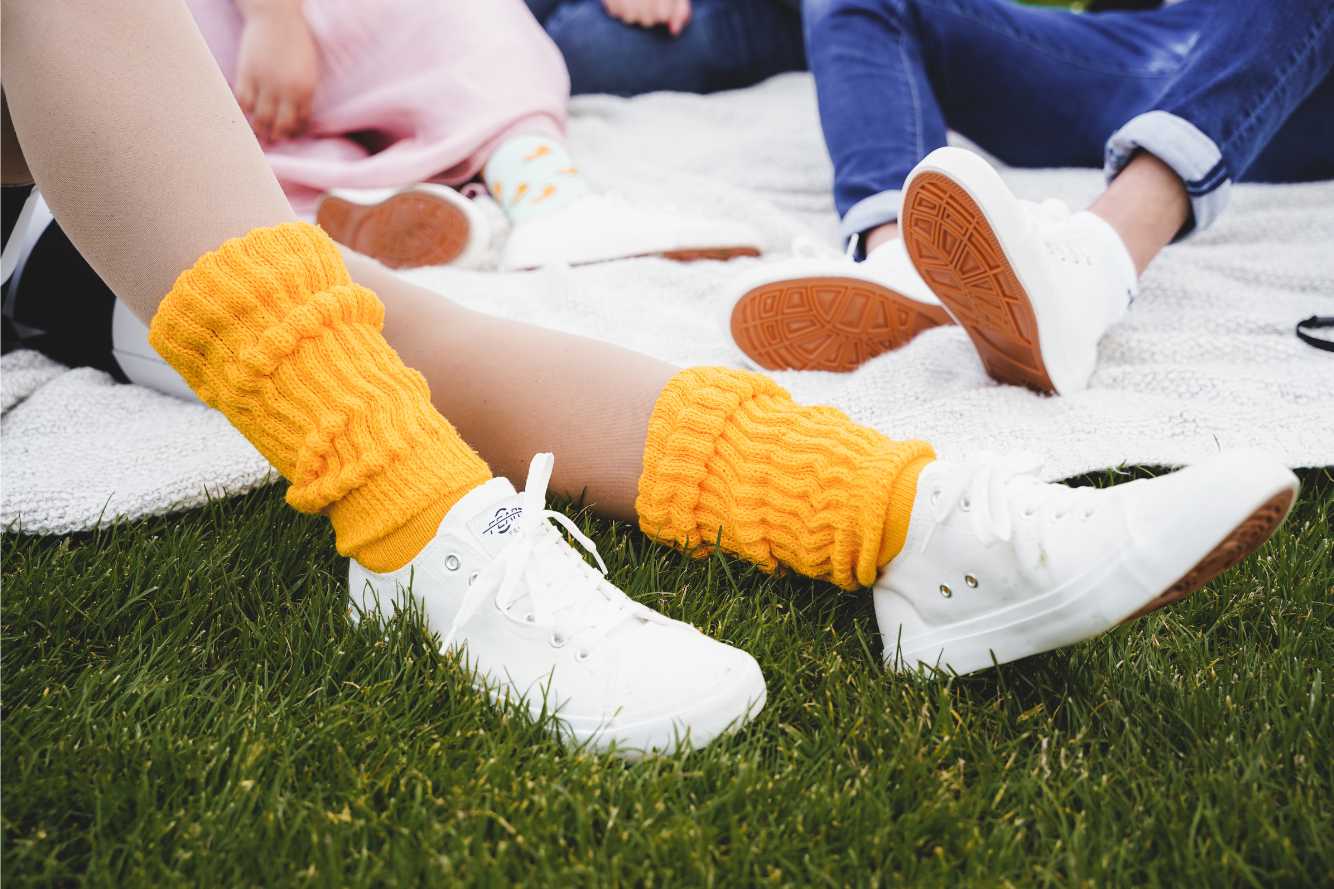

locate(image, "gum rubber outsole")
[[729, 276, 953, 372], [317, 191, 471, 269], [1123, 488, 1297, 623], [903, 172, 1057, 394], [660, 246, 761, 262]]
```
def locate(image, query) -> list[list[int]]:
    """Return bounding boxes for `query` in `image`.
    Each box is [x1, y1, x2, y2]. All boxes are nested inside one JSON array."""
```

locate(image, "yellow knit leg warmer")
[[148, 222, 491, 572], [636, 367, 934, 590]]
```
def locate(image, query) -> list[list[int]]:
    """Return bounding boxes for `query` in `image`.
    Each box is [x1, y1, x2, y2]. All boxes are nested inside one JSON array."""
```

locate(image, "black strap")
[[1296, 315, 1334, 353]]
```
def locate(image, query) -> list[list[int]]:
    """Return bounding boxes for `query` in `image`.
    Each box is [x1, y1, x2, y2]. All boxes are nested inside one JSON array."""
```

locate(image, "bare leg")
[[863, 221, 900, 255], [345, 253, 672, 520], [1, 0, 670, 519], [1089, 152, 1190, 277], [0, 0, 294, 321]]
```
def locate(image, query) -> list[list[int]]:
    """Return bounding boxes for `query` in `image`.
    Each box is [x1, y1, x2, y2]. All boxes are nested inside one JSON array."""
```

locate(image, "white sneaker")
[[499, 193, 761, 271], [875, 449, 1298, 676], [901, 147, 1139, 395], [349, 453, 767, 756], [723, 237, 953, 372], [316, 184, 488, 270]]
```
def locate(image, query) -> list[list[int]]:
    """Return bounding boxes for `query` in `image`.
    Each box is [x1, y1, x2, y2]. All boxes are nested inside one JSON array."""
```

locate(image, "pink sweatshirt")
[[188, 0, 569, 213]]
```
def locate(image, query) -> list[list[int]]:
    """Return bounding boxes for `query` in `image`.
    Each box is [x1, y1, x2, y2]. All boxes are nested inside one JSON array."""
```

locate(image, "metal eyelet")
[[549, 632, 566, 648], [444, 554, 461, 572], [939, 583, 953, 598], [575, 649, 591, 663], [964, 574, 978, 589]]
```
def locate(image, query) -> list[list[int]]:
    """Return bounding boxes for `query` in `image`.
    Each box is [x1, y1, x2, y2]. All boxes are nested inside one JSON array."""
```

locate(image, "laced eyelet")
[[939, 583, 953, 599], [444, 554, 461, 572], [549, 632, 566, 648], [964, 574, 979, 589], [575, 649, 592, 663]]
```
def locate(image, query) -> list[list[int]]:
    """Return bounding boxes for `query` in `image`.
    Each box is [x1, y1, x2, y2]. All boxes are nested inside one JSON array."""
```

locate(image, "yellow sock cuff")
[[148, 222, 490, 571], [636, 367, 934, 590]]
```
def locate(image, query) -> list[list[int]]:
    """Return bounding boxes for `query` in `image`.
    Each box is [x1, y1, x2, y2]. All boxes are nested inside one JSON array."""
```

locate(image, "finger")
[[234, 77, 256, 115], [668, 0, 691, 35], [271, 96, 300, 142], [250, 90, 278, 143]]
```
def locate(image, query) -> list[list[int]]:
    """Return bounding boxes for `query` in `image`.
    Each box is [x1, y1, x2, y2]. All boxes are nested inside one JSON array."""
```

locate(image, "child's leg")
[[2, 0, 488, 571]]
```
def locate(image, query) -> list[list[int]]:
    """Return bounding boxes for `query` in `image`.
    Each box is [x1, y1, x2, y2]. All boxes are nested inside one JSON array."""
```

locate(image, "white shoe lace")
[[440, 453, 657, 654], [920, 452, 1097, 570]]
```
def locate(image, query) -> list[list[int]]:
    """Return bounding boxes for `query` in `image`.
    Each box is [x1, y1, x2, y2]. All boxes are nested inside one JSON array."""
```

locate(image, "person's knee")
[[803, 0, 913, 44]]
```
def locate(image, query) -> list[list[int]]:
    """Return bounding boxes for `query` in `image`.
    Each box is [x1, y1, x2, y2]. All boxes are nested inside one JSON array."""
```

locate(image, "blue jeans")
[[526, 0, 806, 96], [804, 0, 1334, 240]]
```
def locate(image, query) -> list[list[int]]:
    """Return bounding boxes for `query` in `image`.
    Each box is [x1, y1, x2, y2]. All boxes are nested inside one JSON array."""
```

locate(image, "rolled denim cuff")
[[839, 189, 904, 245], [1104, 110, 1231, 241]]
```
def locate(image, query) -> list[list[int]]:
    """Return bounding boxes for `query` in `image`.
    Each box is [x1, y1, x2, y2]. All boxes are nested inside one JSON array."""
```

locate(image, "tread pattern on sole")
[[1123, 489, 1296, 623], [730, 276, 953, 372], [903, 172, 1055, 393], [317, 192, 471, 269]]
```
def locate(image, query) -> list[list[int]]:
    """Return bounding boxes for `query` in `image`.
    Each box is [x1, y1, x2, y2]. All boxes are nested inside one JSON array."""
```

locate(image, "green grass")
[[3, 469, 1332, 887]]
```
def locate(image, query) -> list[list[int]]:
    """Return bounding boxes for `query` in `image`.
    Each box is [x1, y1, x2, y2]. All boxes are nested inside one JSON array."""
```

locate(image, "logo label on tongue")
[[471, 498, 523, 541]]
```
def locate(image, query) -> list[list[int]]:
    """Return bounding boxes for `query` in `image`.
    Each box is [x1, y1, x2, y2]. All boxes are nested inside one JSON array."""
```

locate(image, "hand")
[[233, 3, 319, 143], [601, 0, 692, 36]]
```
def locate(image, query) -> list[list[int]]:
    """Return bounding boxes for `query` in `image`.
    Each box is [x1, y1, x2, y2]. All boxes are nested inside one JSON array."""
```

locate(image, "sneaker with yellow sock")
[[875, 450, 1298, 675], [634, 367, 1298, 677], [483, 135, 762, 270], [351, 453, 767, 756]]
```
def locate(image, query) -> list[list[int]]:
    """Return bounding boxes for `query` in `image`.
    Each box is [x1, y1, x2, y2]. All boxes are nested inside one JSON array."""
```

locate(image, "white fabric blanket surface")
[[4, 74, 1333, 537]]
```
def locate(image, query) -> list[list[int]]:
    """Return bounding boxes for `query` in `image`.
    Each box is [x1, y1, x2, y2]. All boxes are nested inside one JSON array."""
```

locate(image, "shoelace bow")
[[441, 453, 655, 651]]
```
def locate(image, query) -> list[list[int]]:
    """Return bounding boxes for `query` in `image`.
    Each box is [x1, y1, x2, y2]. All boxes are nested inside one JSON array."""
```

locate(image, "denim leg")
[[806, 0, 1194, 241], [1105, 0, 1334, 234], [541, 0, 805, 97], [804, 0, 948, 240], [1242, 73, 1334, 183]]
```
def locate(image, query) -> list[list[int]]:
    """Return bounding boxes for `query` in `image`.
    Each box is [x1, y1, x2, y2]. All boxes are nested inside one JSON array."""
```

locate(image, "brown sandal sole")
[[317, 191, 471, 269], [902, 171, 1057, 394], [729, 275, 954, 372], [1123, 488, 1297, 623]]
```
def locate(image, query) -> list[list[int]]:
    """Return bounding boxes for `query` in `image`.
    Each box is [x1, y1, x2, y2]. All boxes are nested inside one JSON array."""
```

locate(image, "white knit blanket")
[[4, 73, 1332, 536]]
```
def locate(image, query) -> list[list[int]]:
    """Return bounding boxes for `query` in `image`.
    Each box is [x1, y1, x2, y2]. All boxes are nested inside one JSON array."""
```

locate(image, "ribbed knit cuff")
[[637, 367, 934, 590], [149, 222, 490, 571]]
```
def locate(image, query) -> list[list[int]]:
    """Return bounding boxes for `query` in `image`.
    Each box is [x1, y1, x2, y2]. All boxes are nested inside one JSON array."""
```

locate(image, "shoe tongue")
[[445, 477, 527, 557]]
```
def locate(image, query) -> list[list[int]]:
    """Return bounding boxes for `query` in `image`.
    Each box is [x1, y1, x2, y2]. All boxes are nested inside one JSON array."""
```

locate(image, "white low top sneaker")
[[723, 237, 954, 372], [349, 453, 767, 756], [901, 147, 1139, 395], [316, 184, 489, 270], [499, 193, 761, 271], [875, 449, 1299, 676]]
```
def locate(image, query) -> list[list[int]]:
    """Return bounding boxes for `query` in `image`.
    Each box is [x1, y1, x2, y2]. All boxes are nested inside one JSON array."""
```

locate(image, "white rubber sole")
[[879, 453, 1299, 675]]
